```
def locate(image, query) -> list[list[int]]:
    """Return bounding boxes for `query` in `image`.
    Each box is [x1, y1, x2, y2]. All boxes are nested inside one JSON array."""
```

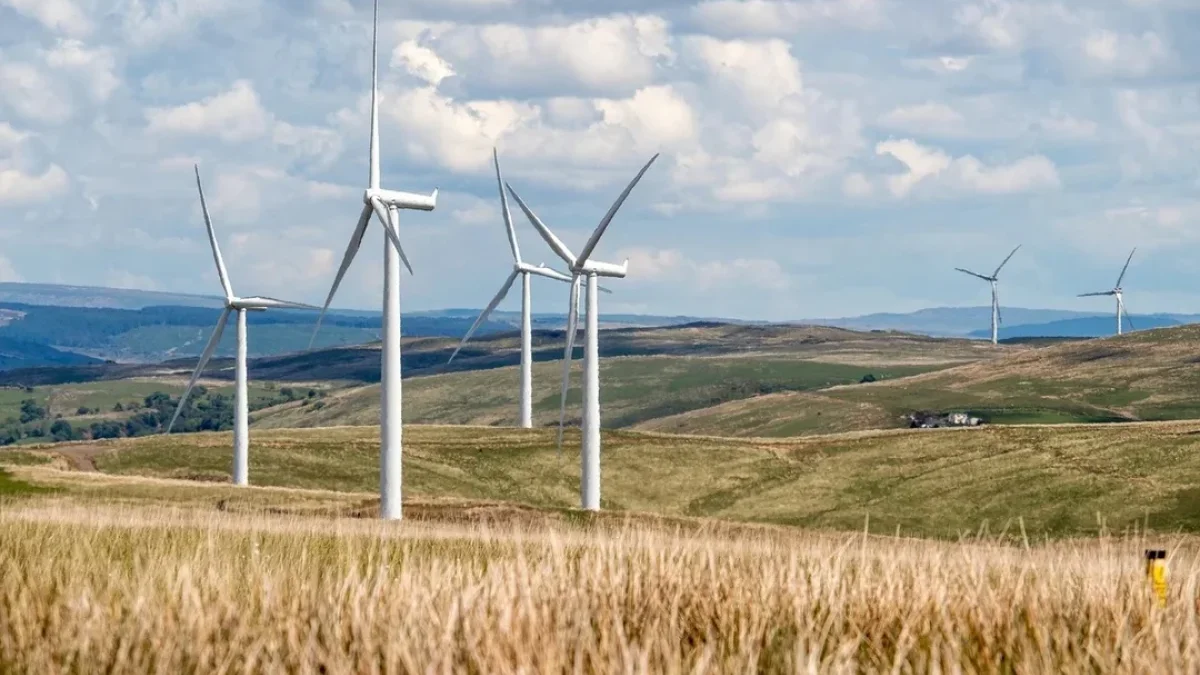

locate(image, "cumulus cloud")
[[0, 0, 91, 37], [875, 139, 1060, 197], [691, 0, 888, 37], [620, 247, 791, 291], [0, 124, 70, 205], [0, 254, 23, 282], [146, 80, 271, 142]]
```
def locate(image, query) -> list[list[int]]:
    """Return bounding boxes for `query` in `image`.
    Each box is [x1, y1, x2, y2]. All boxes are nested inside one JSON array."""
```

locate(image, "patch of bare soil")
[[46, 445, 107, 472]]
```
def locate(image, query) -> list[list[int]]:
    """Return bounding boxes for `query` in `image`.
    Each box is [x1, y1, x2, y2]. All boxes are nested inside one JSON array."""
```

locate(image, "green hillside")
[[9, 421, 1200, 538], [645, 325, 1200, 437]]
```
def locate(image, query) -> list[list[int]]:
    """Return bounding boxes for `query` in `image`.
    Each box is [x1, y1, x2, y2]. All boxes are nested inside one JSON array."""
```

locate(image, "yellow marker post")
[[1146, 549, 1167, 607]]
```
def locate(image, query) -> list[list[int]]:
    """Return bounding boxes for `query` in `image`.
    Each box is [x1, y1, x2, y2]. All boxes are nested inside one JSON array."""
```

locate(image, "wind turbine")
[[1079, 247, 1137, 336], [955, 245, 1020, 345], [446, 149, 594, 428], [505, 153, 659, 512], [166, 166, 318, 487], [309, 0, 438, 521]]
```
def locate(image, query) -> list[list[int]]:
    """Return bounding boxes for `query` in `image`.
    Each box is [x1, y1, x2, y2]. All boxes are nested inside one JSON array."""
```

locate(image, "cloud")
[[0, 0, 91, 37], [691, 0, 888, 37], [0, 60, 74, 124], [1081, 29, 1173, 78], [877, 102, 965, 135], [105, 269, 159, 291], [0, 125, 70, 205], [875, 139, 1060, 197], [145, 80, 271, 142], [44, 40, 119, 103], [621, 247, 791, 291], [0, 254, 22, 282]]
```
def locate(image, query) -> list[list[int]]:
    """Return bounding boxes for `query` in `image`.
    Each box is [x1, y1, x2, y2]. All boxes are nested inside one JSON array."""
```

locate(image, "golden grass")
[[2, 500, 1199, 673]]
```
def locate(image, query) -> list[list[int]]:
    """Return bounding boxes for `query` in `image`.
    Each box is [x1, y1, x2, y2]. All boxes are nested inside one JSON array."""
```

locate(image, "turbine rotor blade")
[[505, 183, 577, 266], [310, 203, 372, 349], [166, 308, 230, 434], [447, 268, 520, 365], [195, 166, 234, 300], [1078, 291, 1116, 297], [1123, 306, 1136, 331], [368, 0, 380, 190], [371, 198, 414, 275], [238, 296, 320, 311], [524, 264, 573, 283], [1115, 247, 1136, 288], [577, 153, 659, 266], [494, 149, 520, 264], [992, 245, 1021, 278], [557, 275, 582, 453], [954, 268, 993, 282]]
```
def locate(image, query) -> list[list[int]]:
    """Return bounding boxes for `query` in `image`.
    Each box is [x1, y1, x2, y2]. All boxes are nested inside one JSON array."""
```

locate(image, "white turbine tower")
[[506, 154, 659, 512], [955, 245, 1020, 345], [446, 149, 593, 428], [310, 0, 438, 520], [1079, 247, 1137, 336], [166, 166, 318, 487]]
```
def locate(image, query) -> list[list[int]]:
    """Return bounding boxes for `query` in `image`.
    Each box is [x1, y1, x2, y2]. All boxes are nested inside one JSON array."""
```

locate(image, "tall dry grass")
[[2, 502, 1199, 673]]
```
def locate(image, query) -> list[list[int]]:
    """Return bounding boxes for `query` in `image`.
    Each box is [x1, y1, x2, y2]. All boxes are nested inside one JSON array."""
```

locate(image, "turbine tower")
[[166, 166, 317, 487], [955, 245, 1020, 345], [506, 154, 659, 511], [1079, 247, 1137, 336], [310, 0, 438, 520], [446, 149, 588, 428]]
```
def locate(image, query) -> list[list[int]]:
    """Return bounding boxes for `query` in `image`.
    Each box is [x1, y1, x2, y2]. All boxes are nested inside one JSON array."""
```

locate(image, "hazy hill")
[[968, 315, 1182, 339], [644, 324, 1200, 437]]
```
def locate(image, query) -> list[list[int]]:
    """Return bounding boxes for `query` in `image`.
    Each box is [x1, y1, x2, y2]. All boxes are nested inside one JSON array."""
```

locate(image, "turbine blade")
[[195, 166, 234, 300], [526, 265, 573, 283], [1115, 247, 1136, 288], [577, 154, 659, 266], [371, 198, 414, 275], [1124, 307, 1136, 331], [557, 275, 582, 452], [992, 245, 1021, 278], [368, 0, 380, 190], [238, 296, 321, 310], [1078, 291, 1115, 297], [954, 268, 992, 282], [505, 183, 576, 266], [447, 269, 520, 365], [494, 149, 520, 264], [310, 203, 372, 349], [166, 308, 230, 434]]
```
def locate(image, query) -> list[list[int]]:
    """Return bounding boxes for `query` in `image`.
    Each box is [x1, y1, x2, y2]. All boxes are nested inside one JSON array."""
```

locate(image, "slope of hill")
[[644, 324, 1200, 437], [248, 324, 1008, 430], [968, 315, 1183, 339], [11, 421, 1200, 538], [0, 337, 101, 371]]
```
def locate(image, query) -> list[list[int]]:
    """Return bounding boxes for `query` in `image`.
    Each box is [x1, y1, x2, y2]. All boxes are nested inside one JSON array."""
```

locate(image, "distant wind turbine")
[[1079, 247, 1137, 336], [309, 0, 439, 521], [447, 149, 607, 428], [506, 153, 659, 512], [166, 166, 318, 487], [955, 245, 1020, 345]]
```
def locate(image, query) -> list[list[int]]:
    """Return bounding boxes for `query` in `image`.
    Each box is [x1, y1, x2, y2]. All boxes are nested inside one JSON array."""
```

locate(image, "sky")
[[0, 0, 1198, 321]]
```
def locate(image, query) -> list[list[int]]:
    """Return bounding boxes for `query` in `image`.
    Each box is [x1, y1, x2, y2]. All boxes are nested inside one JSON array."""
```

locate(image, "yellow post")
[[1146, 549, 1167, 607]]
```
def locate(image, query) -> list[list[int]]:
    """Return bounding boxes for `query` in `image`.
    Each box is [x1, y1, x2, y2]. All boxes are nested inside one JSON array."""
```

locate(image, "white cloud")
[[621, 247, 791, 291], [392, 41, 456, 86], [122, 0, 259, 49], [0, 0, 91, 37], [691, 0, 888, 37], [842, 172, 873, 197], [0, 60, 74, 124], [0, 164, 70, 205], [878, 102, 965, 134], [45, 40, 119, 103], [1081, 29, 1172, 77], [875, 139, 1060, 198], [0, 254, 22, 282], [145, 80, 271, 142]]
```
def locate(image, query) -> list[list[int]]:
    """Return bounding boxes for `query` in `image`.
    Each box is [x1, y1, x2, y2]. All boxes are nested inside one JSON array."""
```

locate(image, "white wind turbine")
[[1079, 247, 1137, 336], [166, 166, 318, 486], [446, 149, 604, 428], [309, 0, 438, 521], [955, 245, 1020, 345], [506, 154, 659, 512]]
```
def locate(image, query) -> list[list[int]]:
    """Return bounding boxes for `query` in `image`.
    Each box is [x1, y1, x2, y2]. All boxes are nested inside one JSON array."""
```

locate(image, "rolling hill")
[[643, 324, 1200, 437], [9, 421, 1200, 538]]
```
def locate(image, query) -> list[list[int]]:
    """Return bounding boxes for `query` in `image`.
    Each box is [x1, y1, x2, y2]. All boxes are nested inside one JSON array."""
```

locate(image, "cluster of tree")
[[0, 386, 322, 446]]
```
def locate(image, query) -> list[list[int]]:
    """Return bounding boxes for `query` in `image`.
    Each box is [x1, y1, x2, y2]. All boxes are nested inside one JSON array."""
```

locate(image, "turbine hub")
[[364, 187, 438, 211]]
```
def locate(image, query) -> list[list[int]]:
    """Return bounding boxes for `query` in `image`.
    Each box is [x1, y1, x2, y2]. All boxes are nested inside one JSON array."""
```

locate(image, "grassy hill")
[[644, 324, 1200, 437], [246, 324, 1003, 429], [9, 421, 1200, 538]]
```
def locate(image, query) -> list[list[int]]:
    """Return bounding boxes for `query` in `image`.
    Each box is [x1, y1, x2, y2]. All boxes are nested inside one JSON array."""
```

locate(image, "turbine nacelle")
[[577, 258, 629, 279], [364, 187, 438, 211]]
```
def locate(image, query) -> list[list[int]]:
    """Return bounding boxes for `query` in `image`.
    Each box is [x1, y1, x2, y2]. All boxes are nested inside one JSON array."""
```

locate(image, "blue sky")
[[1, 0, 1198, 321]]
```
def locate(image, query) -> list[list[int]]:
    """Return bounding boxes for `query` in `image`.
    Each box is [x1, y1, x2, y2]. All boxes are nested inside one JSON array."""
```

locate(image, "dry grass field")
[[1, 496, 1198, 673]]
